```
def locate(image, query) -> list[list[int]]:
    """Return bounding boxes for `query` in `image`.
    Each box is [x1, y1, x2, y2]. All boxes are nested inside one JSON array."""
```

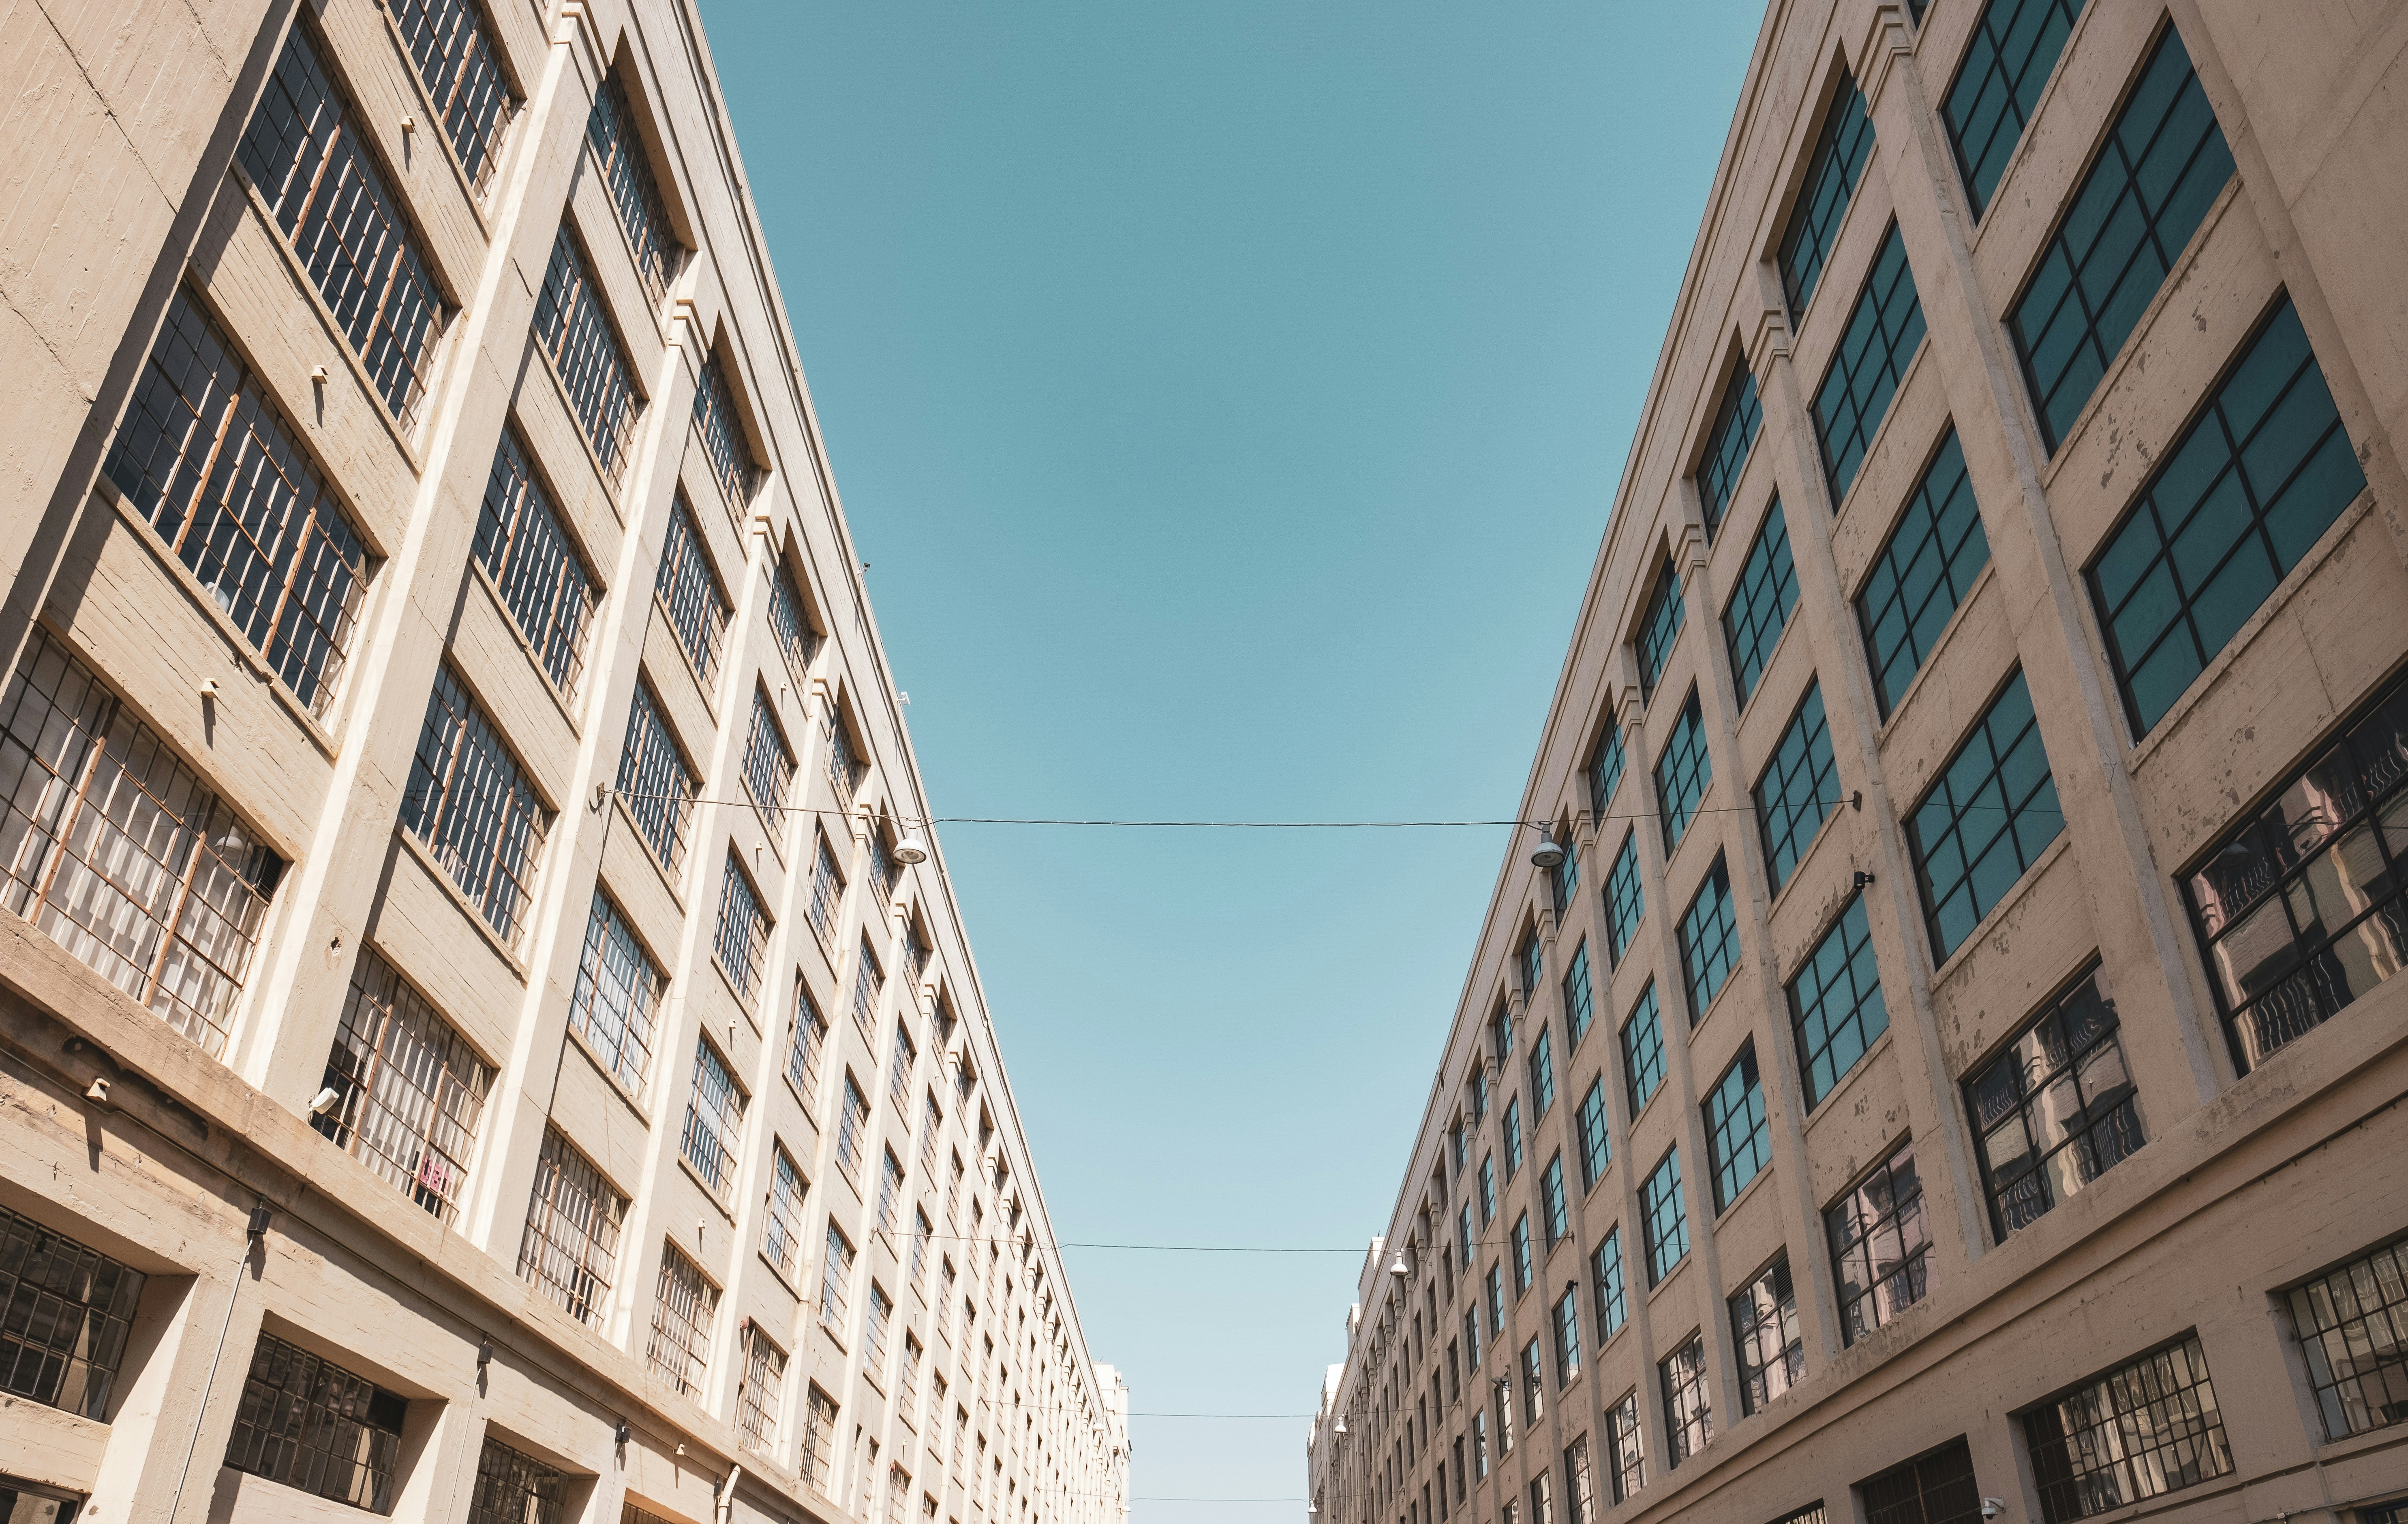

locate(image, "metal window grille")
[[0, 1205, 146, 1420], [1662, 1336, 1712, 1466], [1966, 968, 2142, 1236], [2089, 298, 2365, 734], [918, 1094, 943, 1176], [1607, 1390, 1646, 1501], [517, 1126, 624, 1327], [901, 1334, 924, 1410], [1723, 503, 1798, 707], [1813, 223, 1927, 505], [1678, 856, 1740, 1021], [103, 290, 372, 713], [1565, 1435, 1597, 1524], [1640, 1149, 1687, 1286], [867, 830, 898, 907], [1857, 428, 1989, 716], [681, 1036, 746, 1203], [468, 1436, 565, 1524], [903, 917, 932, 984], [826, 711, 867, 804], [1655, 691, 1712, 850], [866, 1283, 894, 1372], [1553, 1285, 1581, 1383], [1633, 563, 1686, 704], [655, 497, 731, 685], [1575, 1080, 1610, 1191], [532, 227, 640, 479], [1862, 1438, 1982, 1524], [1603, 833, 1643, 966], [1697, 370, 1763, 537], [949, 1156, 967, 1228], [836, 1075, 871, 1182], [1622, 984, 1665, 1115], [2286, 1233, 2408, 1439], [1592, 1230, 1626, 1342], [1906, 670, 2063, 959], [1790, 896, 1890, 1109], [473, 430, 595, 695], [1588, 724, 1627, 815], [1563, 942, 1594, 1046], [1779, 75, 1876, 316], [2023, 1333, 2231, 1522], [853, 937, 885, 1036], [765, 1147, 807, 1276], [788, 977, 829, 1099], [821, 1222, 856, 1334], [585, 75, 680, 301], [910, 1209, 932, 1289], [1732, 1256, 1804, 1415], [2011, 28, 2235, 452], [315, 949, 491, 1221], [388, 0, 515, 189], [770, 558, 824, 686], [1704, 1042, 1770, 1211], [401, 666, 551, 943], [886, 1465, 911, 1524], [714, 853, 771, 1000], [808, 830, 846, 948], [1539, 1156, 1567, 1247], [237, 24, 448, 425], [738, 1331, 786, 1456], [615, 683, 696, 870], [694, 356, 760, 512], [1755, 684, 1837, 893], [1942, 0, 2082, 218], [802, 1384, 839, 1489], [224, 1332, 405, 1511], [1826, 1137, 1930, 1344], [648, 1240, 717, 1396], [568, 890, 661, 1095], [0, 630, 287, 1057]]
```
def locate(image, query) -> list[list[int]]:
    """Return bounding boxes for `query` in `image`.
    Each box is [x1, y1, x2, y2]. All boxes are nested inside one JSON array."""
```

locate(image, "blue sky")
[[696, 2, 1764, 1516]]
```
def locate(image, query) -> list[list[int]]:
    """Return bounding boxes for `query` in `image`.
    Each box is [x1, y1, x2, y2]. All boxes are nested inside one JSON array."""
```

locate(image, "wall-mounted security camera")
[[1980, 1500, 2007, 1520]]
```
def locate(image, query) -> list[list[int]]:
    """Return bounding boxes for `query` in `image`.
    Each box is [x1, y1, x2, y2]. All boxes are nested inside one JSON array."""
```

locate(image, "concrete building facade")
[[1307, 13, 2408, 1524], [0, 1, 1129, 1522]]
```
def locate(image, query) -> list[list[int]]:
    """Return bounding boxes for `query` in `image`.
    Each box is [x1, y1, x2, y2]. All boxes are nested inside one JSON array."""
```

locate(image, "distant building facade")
[[1307, 10, 2408, 1524], [0, 1, 1125, 1521]]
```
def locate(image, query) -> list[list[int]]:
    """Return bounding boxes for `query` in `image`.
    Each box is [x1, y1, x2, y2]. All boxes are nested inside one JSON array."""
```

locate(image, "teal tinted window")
[[1815, 224, 1927, 505], [1723, 503, 1799, 706], [1788, 896, 1889, 1108], [2089, 299, 2364, 735], [1540, 1156, 1568, 1247], [1857, 428, 1989, 716], [1622, 985, 1665, 1115], [2010, 27, 2235, 451], [1697, 370, 1763, 537], [1593, 1229, 1627, 1338], [1703, 1042, 1770, 1212], [1655, 691, 1712, 851], [1635, 562, 1686, 704], [1678, 855, 1739, 1022], [1589, 723, 1628, 814], [1943, 0, 2084, 218], [1755, 683, 1838, 893], [1640, 1150, 1687, 1285], [1907, 671, 2065, 959], [1603, 833, 1644, 966], [1563, 941, 1595, 1047], [1529, 1030, 1556, 1119], [1779, 77, 1877, 317], [1575, 1079, 1610, 1190]]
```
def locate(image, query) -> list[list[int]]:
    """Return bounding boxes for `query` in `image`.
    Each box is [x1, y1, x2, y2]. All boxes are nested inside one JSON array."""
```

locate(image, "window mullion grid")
[[139, 801, 216, 1011], [29, 704, 114, 910], [168, 361, 248, 564]]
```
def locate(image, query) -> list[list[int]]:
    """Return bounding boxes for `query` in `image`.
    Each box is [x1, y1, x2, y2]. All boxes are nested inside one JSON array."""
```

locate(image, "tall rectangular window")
[[2284, 1232, 2408, 1439], [1565, 1435, 1597, 1524], [238, 25, 447, 424], [833, 1073, 873, 1186], [403, 666, 550, 942], [650, 1241, 718, 1396], [1479, 1155, 1497, 1225], [1592, 1229, 1626, 1341], [1603, 833, 1644, 965], [1539, 1155, 1568, 1248], [801, 1385, 840, 1490], [1703, 1042, 1770, 1212], [1756, 683, 1838, 892], [2011, 28, 2236, 452], [2088, 298, 2365, 734], [472, 1439, 565, 1524], [1815, 224, 1927, 505], [475, 430, 596, 694], [826, 710, 869, 805], [104, 290, 372, 713], [1827, 1137, 1929, 1344], [1907, 670, 2063, 960], [1857, 428, 1989, 716], [1723, 504, 1799, 706], [876, 1147, 905, 1235], [533, 227, 641, 479], [226, 1333, 406, 1511], [1790, 897, 1889, 1109], [1488, 1263, 1506, 1341], [1521, 1336, 1546, 1423], [568, 891, 661, 1095], [2022, 1334, 2231, 1521], [737, 1332, 787, 1457], [316, 950, 491, 1221], [1608, 1391, 1646, 1502], [765, 1147, 807, 1277], [853, 936, 886, 1036], [1967, 969, 2142, 1236], [1575, 1079, 1610, 1191], [1529, 1030, 1556, 1118], [681, 1036, 747, 1204], [1862, 1438, 1980, 1524], [1661, 1336, 1712, 1466], [820, 1222, 856, 1336], [1562, 941, 1595, 1047], [1655, 690, 1712, 850], [770, 559, 824, 687], [1622, 985, 1666, 1114], [1511, 1214, 1534, 1296], [586, 75, 680, 301], [742, 693, 797, 820], [0, 1205, 146, 1420], [1551, 837, 1580, 915], [1589, 723, 1628, 815], [695, 355, 760, 512], [1552, 1285, 1582, 1384], [865, 1282, 894, 1374], [787, 978, 829, 1102], [1503, 1097, 1524, 1179], [1731, 1256, 1804, 1415], [1943, 0, 2083, 218], [518, 1127, 623, 1327], [390, 0, 516, 189], [1779, 75, 1876, 317], [808, 830, 846, 948], [1678, 856, 1739, 1021], [2184, 672, 2408, 1070], [0, 629, 288, 1058], [616, 683, 696, 871], [656, 496, 732, 685], [1697, 370, 1764, 538], [1640, 1150, 1687, 1285], [714, 852, 772, 1000], [1635, 563, 1686, 704]]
